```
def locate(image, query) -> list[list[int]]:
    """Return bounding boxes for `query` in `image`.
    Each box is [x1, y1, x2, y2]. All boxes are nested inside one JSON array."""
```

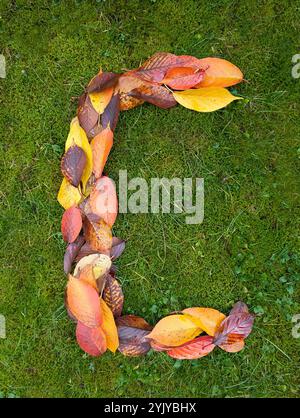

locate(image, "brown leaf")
[[83, 217, 112, 254], [101, 93, 120, 131], [213, 311, 254, 349], [167, 335, 215, 360], [61, 206, 82, 243], [129, 84, 177, 109], [64, 235, 85, 274], [116, 315, 152, 357], [133, 52, 181, 83], [86, 71, 120, 94], [116, 74, 145, 111], [102, 273, 124, 318], [61, 145, 87, 187], [76, 321, 107, 357], [77, 93, 99, 138]]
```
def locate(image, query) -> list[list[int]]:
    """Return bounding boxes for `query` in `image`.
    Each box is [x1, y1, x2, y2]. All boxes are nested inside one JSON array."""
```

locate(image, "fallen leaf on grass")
[[57, 177, 82, 210], [64, 235, 85, 274], [162, 66, 205, 90], [182, 307, 226, 336], [147, 314, 202, 347], [111, 237, 126, 260], [90, 128, 114, 179], [89, 87, 113, 114], [77, 93, 99, 138], [101, 94, 120, 131], [76, 321, 107, 357], [167, 335, 215, 360], [173, 87, 242, 112], [102, 273, 124, 317], [74, 253, 112, 278], [66, 275, 103, 328], [100, 298, 119, 352], [61, 206, 82, 243], [116, 315, 152, 356], [84, 218, 112, 254], [61, 145, 87, 187], [88, 176, 118, 227], [194, 57, 243, 88], [86, 71, 119, 94]]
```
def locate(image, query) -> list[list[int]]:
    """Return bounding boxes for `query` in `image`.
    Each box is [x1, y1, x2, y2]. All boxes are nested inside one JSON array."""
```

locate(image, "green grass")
[[0, 0, 300, 398]]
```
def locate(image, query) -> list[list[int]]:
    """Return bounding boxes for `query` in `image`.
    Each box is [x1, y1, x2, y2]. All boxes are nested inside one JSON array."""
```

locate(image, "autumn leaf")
[[100, 298, 119, 353], [173, 87, 242, 112], [61, 145, 87, 188], [218, 338, 245, 353], [129, 84, 177, 109], [162, 67, 205, 90], [61, 206, 82, 244], [86, 71, 119, 94], [150, 340, 173, 352], [167, 335, 215, 360], [77, 93, 99, 138], [76, 321, 107, 357], [89, 87, 113, 114], [133, 52, 181, 83], [90, 128, 114, 179], [194, 57, 243, 88], [230, 301, 249, 316], [213, 309, 254, 351], [57, 177, 82, 210], [116, 74, 145, 111], [111, 237, 126, 260], [102, 273, 124, 318], [116, 315, 152, 356], [84, 218, 112, 254], [74, 253, 112, 279], [66, 275, 103, 328], [182, 307, 226, 336], [65, 117, 93, 192], [75, 242, 97, 262], [88, 176, 118, 227], [77, 264, 98, 291], [63, 235, 85, 274], [147, 314, 202, 347], [101, 94, 120, 131]]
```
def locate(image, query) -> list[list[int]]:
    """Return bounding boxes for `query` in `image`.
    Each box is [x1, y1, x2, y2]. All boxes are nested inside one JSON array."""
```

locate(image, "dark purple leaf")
[[63, 235, 85, 274], [111, 237, 126, 260], [129, 84, 177, 109], [61, 145, 86, 187], [101, 93, 120, 131], [86, 72, 120, 94], [77, 93, 99, 138]]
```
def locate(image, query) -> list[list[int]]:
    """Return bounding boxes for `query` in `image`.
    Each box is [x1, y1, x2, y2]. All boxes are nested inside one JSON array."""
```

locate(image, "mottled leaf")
[[167, 336, 215, 360], [213, 312, 255, 348], [83, 218, 112, 254], [230, 301, 249, 316], [102, 273, 124, 318], [117, 315, 152, 357]]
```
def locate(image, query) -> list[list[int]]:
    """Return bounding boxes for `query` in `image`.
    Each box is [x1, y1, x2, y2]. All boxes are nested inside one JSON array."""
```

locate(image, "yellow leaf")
[[57, 177, 81, 210], [100, 298, 119, 353], [182, 307, 226, 336], [65, 117, 93, 192], [89, 87, 113, 114], [74, 254, 112, 278], [173, 87, 242, 112], [147, 314, 202, 347]]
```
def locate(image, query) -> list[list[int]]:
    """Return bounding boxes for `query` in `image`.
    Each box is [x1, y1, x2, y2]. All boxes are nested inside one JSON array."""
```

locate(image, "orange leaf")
[[66, 275, 102, 327], [218, 337, 245, 353], [194, 57, 243, 88], [182, 307, 226, 336], [162, 67, 205, 90], [147, 314, 202, 347], [89, 87, 113, 114], [89, 176, 118, 228], [84, 218, 112, 254], [77, 264, 98, 291], [90, 128, 114, 179], [100, 298, 119, 353], [167, 335, 215, 360], [76, 321, 107, 356], [61, 206, 82, 243]]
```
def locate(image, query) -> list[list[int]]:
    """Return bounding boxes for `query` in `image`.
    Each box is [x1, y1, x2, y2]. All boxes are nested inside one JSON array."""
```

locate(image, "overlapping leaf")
[[147, 314, 202, 347], [61, 206, 82, 243], [83, 218, 112, 254], [101, 94, 120, 131], [86, 71, 119, 94], [76, 321, 107, 357], [129, 83, 177, 109], [111, 237, 126, 260], [102, 273, 124, 318], [57, 177, 82, 210], [90, 128, 114, 179], [116, 315, 152, 356], [162, 67, 205, 90], [74, 253, 112, 279], [61, 145, 86, 187], [167, 335, 215, 360], [66, 275, 103, 327], [64, 235, 85, 274], [100, 298, 119, 353], [182, 307, 226, 336], [89, 87, 113, 114], [88, 176, 118, 228]]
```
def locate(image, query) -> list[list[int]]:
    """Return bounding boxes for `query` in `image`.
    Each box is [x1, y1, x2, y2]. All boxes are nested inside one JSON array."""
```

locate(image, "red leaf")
[[76, 321, 107, 356], [61, 206, 82, 243], [162, 67, 205, 90], [77, 93, 99, 138], [101, 94, 120, 131], [133, 52, 181, 83], [66, 275, 103, 328], [230, 301, 249, 316], [86, 71, 120, 94], [167, 335, 215, 360], [129, 84, 177, 109], [64, 235, 85, 274], [102, 273, 124, 317], [213, 312, 254, 348], [61, 145, 87, 187]]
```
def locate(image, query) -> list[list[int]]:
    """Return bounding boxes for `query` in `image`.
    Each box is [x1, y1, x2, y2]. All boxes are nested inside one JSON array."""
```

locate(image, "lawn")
[[0, 0, 299, 398]]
